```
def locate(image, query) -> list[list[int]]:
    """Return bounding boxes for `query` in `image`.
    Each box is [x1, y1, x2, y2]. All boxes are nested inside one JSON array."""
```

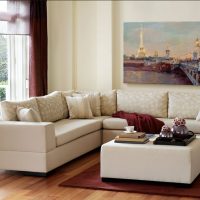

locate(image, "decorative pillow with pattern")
[[17, 106, 42, 122], [66, 96, 93, 119], [100, 90, 117, 116], [36, 91, 66, 122], [0, 98, 39, 121], [73, 92, 101, 116]]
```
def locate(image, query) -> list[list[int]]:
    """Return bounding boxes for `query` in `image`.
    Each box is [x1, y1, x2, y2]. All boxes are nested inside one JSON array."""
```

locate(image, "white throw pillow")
[[17, 107, 42, 122], [196, 112, 200, 121], [73, 92, 101, 116], [66, 96, 93, 119]]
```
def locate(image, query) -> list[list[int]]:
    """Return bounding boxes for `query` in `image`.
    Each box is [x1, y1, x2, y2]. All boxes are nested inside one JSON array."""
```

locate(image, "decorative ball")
[[161, 125, 171, 132], [173, 117, 186, 126], [160, 125, 173, 138]]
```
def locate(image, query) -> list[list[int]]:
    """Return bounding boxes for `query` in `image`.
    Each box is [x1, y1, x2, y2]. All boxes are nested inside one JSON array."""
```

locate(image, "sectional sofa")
[[0, 89, 200, 175]]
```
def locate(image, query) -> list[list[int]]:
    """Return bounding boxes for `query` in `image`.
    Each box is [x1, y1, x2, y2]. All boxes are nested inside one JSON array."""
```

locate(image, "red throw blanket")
[[112, 111, 164, 134]]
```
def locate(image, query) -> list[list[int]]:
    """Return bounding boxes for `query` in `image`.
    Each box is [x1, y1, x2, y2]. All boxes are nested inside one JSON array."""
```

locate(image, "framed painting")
[[123, 22, 200, 85]]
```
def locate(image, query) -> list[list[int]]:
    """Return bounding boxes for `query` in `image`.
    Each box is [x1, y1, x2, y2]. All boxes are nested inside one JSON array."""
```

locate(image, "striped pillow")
[[66, 96, 93, 119]]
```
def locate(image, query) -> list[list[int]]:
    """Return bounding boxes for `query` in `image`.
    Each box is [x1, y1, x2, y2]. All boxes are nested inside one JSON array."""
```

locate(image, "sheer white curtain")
[[7, 35, 29, 100], [0, 1, 30, 100], [0, 0, 30, 35]]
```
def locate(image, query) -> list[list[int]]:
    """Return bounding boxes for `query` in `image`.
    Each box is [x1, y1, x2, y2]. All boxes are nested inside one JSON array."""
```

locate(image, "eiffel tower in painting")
[[137, 25, 146, 58]]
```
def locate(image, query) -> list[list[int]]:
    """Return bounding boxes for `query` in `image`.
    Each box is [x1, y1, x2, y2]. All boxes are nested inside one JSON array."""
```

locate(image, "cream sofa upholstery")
[[0, 89, 200, 174], [102, 90, 200, 143]]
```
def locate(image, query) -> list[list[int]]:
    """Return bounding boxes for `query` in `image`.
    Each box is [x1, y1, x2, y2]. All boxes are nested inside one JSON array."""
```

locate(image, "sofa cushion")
[[66, 96, 93, 119], [16, 106, 42, 122], [117, 90, 168, 118], [168, 92, 200, 119], [157, 118, 200, 134], [100, 90, 117, 116], [1, 98, 39, 121], [54, 118, 103, 146], [36, 91, 66, 122], [73, 92, 101, 117], [103, 117, 128, 130]]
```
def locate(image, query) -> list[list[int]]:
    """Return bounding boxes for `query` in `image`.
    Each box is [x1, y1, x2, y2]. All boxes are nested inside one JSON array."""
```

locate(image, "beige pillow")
[[100, 90, 117, 116], [66, 96, 93, 119], [0, 98, 39, 121], [73, 92, 101, 116], [17, 106, 42, 122], [36, 91, 66, 122]]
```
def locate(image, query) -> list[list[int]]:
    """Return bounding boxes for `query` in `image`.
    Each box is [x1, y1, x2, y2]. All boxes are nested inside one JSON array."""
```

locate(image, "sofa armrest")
[[0, 121, 56, 153]]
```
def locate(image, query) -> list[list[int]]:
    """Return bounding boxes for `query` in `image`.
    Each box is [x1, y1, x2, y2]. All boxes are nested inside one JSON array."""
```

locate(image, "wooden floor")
[[0, 149, 197, 200]]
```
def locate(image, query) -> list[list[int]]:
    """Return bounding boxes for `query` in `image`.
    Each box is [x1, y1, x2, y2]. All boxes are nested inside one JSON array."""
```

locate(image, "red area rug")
[[59, 164, 200, 198]]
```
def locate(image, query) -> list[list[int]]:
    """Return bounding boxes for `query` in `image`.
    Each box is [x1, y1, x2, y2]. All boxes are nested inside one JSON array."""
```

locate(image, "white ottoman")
[[100, 137, 200, 184]]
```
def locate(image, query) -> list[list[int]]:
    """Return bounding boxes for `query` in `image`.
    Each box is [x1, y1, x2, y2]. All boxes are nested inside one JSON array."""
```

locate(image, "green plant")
[[0, 87, 6, 101]]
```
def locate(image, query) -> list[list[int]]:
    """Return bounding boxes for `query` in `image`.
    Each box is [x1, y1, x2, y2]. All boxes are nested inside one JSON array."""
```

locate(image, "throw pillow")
[[73, 92, 101, 116], [0, 98, 39, 121], [36, 91, 66, 122], [100, 90, 117, 116], [17, 106, 42, 122], [66, 96, 93, 119]]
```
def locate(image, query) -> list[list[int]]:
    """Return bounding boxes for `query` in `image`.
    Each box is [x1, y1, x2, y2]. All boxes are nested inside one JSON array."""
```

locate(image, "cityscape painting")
[[124, 22, 200, 85]]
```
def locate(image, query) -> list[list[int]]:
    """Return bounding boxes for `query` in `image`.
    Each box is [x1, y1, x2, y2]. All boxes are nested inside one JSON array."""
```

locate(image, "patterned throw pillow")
[[17, 106, 42, 122], [73, 92, 101, 116], [0, 98, 39, 121], [36, 91, 66, 122], [66, 96, 93, 119], [100, 90, 117, 116]]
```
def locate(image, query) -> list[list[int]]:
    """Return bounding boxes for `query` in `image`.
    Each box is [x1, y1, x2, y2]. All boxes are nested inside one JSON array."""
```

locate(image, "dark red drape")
[[29, 0, 47, 97]]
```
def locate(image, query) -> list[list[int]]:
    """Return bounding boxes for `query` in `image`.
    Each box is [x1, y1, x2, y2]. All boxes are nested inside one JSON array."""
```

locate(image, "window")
[[0, 35, 29, 101], [0, 1, 29, 101]]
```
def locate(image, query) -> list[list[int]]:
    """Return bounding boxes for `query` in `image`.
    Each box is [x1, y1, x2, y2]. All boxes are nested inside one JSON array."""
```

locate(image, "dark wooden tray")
[[153, 134, 196, 146]]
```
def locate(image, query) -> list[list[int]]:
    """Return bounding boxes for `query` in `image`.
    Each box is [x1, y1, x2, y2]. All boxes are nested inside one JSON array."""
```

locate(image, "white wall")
[[47, 1, 73, 92], [48, 1, 200, 92], [75, 1, 97, 90], [48, 1, 113, 92]]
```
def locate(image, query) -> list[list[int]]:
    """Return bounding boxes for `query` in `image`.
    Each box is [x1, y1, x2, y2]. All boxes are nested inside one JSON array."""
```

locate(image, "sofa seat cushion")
[[157, 118, 200, 134], [54, 118, 104, 146], [103, 117, 128, 130]]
